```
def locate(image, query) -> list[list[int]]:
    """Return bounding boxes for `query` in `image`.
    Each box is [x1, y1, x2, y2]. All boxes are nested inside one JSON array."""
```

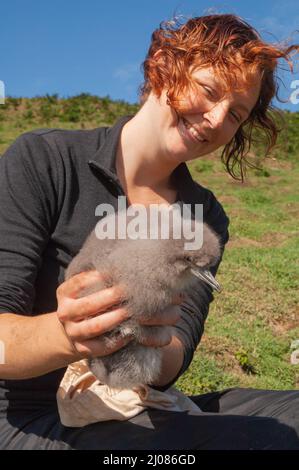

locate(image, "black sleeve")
[[152, 192, 230, 391], [0, 133, 59, 314]]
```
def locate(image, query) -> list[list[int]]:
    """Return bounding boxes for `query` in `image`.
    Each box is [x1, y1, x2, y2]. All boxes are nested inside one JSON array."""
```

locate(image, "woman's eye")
[[203, 86, 214, 96]]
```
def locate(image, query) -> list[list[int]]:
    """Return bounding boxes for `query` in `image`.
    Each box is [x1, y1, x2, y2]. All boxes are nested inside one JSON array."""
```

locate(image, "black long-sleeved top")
[[0, 115, 229, 410]]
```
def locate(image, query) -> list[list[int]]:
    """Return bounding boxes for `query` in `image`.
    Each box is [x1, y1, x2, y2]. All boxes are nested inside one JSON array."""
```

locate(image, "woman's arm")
[[0, 271, 134, 380], [0, 312, 184, 383], [151, 335, 184, 387], [0, 311, 80, 379], [0, 270, 181, 381], [151, 188, 230, 391]]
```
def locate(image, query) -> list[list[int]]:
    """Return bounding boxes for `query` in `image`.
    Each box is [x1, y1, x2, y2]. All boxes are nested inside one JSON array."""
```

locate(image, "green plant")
[[235, 349, 258, 375]]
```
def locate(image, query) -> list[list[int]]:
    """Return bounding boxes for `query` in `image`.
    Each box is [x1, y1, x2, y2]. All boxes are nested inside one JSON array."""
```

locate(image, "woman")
[[0, 13, 298, 450]]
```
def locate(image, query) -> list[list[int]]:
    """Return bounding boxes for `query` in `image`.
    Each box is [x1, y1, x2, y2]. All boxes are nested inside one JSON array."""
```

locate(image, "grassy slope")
[[0, 95, 298, 393]]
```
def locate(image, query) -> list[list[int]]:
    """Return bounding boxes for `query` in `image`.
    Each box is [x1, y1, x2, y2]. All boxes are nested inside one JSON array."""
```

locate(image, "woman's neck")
[[115, 101, 178, 194]]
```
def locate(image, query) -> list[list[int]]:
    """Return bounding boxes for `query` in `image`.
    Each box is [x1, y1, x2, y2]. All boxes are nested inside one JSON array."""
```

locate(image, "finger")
[[139, 305, 181, 326], [57, 270, 108, 299], [68, 306, 130, 341], [59, 284, 127, 321], [74, 333, 133, 358], [76, 285, 126, 317]]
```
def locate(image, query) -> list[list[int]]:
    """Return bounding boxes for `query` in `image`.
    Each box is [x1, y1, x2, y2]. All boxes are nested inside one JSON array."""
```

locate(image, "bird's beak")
[[190, 267, 222, 292]]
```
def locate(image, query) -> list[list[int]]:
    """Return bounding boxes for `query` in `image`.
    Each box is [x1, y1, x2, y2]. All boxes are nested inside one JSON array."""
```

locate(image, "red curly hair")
[[138, 14, 299, 180]]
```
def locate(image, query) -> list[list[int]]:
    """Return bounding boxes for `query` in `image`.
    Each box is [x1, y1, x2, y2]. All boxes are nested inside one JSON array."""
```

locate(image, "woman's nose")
[[202, 101, 228, 130]]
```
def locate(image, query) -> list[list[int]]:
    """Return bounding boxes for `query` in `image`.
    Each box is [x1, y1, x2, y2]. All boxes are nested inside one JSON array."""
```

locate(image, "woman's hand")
[[56, 270, 133, 359]]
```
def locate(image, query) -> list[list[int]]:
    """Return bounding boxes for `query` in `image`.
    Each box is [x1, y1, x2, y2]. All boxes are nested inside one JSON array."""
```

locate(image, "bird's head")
[[167, 221, 222, 292], [94, 205, 222, 293]]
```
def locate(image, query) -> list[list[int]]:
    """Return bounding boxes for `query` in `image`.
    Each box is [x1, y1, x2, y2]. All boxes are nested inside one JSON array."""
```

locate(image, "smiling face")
[[150, 65, 262, 164]]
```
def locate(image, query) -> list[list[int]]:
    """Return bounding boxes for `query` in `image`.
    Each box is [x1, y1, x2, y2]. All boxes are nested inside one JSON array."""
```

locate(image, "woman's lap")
[[0, 388, 298, 450]]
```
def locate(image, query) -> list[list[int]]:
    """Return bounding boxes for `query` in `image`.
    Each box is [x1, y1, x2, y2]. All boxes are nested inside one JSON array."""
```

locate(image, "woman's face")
[[153, 65, 262, 164]]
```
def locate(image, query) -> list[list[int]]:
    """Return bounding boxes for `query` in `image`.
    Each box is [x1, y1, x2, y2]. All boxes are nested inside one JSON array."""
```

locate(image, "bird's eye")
[[185, 256, 192, 263]]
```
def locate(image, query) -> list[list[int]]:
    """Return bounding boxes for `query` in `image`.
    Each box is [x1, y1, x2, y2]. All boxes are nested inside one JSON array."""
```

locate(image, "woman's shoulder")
[[4, 125, 108, 160], [0, 126, 112, 188]]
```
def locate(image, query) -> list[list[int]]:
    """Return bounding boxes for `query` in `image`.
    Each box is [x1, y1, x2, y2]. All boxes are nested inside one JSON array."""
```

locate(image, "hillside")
[[0, 94, 299, 163]]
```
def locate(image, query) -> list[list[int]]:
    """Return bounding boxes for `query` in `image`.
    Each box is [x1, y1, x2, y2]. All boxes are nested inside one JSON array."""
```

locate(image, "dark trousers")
[[0, 388, 298, 450]]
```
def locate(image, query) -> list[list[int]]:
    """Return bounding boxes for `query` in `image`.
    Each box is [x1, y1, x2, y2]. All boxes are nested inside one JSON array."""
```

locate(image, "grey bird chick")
[[65, 205, 222, 389]]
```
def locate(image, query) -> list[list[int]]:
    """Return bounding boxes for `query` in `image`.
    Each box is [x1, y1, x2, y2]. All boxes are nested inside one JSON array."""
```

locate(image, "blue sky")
[[1, 0, 299, 110]]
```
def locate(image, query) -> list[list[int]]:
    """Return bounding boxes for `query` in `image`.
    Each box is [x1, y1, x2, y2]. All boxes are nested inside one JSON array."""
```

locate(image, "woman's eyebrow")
[[194, 78, 217, 89]]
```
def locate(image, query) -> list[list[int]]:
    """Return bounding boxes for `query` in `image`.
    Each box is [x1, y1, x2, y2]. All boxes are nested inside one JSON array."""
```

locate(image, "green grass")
[[178, 152, 299, 394], [1, 95, 298, 394]]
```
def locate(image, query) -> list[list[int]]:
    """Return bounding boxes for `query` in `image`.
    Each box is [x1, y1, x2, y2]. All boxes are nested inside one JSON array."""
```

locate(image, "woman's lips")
[[178, 116, 208, 144]]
